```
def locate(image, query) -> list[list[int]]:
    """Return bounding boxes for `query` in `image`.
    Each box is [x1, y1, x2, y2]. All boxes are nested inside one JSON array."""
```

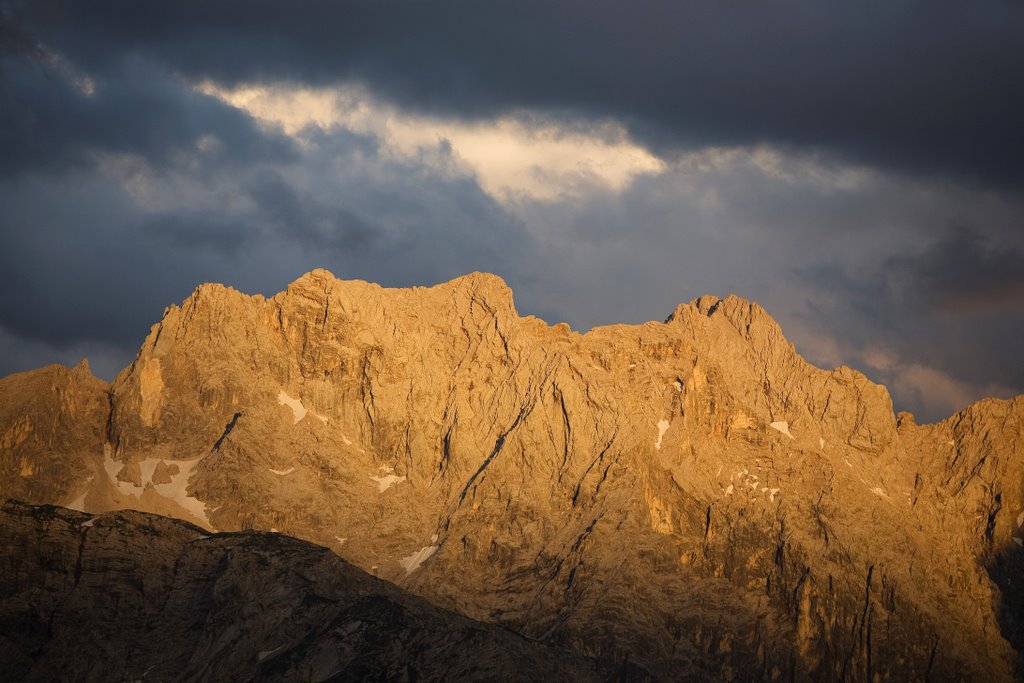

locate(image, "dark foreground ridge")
[[0, 500, 601, 682]]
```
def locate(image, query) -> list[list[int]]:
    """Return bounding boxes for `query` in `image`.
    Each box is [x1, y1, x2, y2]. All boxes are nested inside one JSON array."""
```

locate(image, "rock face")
[[0, 501, 599, 682], [1, 269, 1022, 680]]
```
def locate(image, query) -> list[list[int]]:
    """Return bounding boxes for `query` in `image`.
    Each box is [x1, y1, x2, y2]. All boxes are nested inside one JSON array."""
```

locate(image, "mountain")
[[0, 500, 599, 681], [1, 269, 1021, 680]]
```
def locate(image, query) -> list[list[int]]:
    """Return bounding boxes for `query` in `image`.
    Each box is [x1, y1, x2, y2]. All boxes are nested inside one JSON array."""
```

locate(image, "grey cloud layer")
[[13, 0, 1024, 188], [883, 229, 1024, 317], [0, 51, 296, 177]]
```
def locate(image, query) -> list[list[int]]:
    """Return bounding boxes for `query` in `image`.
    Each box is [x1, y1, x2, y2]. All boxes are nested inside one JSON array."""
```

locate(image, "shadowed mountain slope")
[[0, 501, 601, 682]]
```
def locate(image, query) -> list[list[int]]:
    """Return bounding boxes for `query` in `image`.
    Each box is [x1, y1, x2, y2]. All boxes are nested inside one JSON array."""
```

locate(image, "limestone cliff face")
[[1, 269, 1021, 681], [0, 360, 108, 505]]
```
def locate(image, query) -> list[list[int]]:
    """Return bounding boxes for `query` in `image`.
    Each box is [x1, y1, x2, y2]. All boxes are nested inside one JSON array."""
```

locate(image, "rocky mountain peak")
[[1, 271, 1021, 681]]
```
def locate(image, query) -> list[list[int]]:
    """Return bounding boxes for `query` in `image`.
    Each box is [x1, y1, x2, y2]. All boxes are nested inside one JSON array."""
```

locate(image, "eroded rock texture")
[[1, 270, 1021, 680]]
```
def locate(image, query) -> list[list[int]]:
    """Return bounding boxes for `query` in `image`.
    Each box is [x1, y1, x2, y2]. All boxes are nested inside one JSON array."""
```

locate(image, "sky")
[[1, 1, 1022, 422]]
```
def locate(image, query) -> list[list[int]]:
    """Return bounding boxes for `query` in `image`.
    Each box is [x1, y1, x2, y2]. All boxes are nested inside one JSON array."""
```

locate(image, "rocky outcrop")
[[0, 360, 109, 507], [0, 500, 600, 682], [1, 269, 1021, 680]]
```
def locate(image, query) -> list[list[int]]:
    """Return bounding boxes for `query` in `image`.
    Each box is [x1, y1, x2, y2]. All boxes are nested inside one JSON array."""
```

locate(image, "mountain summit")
[[1, 271, 1022, 680]]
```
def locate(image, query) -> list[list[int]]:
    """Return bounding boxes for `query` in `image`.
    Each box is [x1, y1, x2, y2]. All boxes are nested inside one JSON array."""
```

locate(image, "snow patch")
[[269, 467, 296, 476], [370, 473, 406, 492], [673, 381, 682, 392], [400, 545, 439, 574], [731, 469, 765, 498], [1014, 537, 1023, 548], [769, 421, 794, 439], [870, 487, 891, 500], [80, 517, 96, 528], [67, 480, 92, 512], [103, 447, 212, 528], [153, 456, 212, 528], [103, 446, 145, 497], [819, 437, 825, 449], [334, 536, 347, 545], [138, 458, 160, 485], [278, 390, 307, 424], [655, 419, 670, 450], [1017, 512, 1024, 528], [769, 488, 780, 502], [67, 492, 88, 511]]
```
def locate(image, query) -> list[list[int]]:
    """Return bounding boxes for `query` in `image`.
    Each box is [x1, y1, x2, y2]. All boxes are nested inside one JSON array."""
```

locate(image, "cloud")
[[196, 80, 666, 203], [882, 228, 1024, 316], [0, 8, 44, 59], [0, 49, 296, 179], [14, 0, 1024, 189]]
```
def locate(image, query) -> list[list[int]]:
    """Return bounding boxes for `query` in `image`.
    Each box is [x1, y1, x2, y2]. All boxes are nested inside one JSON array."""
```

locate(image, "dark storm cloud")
[[882, 228, 1024, 316], [0, 171, 210, 348], [0, 42, 295, 177], [243, 171, 379, 253], [145, 212, 261, 254], [797, 227, 1024, 345], [0, 6, 42, 58], [11, 0, 1024, 188]]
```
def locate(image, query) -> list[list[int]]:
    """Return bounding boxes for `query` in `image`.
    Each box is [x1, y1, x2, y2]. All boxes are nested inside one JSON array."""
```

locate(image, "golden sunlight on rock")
[[1, 270, 1021, 680]]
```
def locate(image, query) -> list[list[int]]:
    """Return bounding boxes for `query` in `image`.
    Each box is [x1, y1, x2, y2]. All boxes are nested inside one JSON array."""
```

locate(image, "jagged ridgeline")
[[1, 269, 1022, 681]]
